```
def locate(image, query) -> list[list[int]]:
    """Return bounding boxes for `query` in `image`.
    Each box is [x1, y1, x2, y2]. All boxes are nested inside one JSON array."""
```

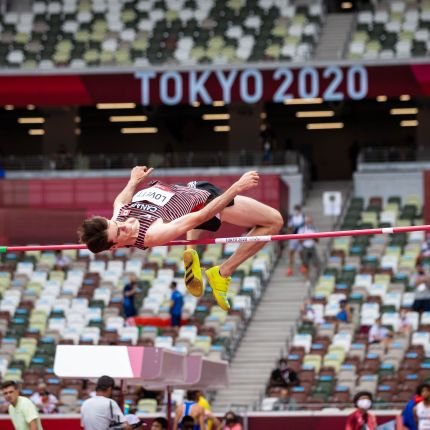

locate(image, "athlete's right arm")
[[144, 171, 259, 247], [111, 166, 154, 218]]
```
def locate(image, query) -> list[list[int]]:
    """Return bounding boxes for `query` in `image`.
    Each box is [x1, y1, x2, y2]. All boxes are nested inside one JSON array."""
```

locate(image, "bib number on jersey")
[[132, 186, 175, 206]]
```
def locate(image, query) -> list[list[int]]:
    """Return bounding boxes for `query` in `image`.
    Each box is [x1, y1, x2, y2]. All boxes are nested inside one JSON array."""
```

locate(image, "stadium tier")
[[0, 242, 278, 412], [0, 0, 324, 68], [261, 194, 430, 411], [349, 0, 430, 59]]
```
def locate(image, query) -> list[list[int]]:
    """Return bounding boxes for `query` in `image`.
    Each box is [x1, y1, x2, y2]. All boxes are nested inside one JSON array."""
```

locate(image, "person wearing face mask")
[[222, 412, 242, 430], [345, 391, 377, 430]]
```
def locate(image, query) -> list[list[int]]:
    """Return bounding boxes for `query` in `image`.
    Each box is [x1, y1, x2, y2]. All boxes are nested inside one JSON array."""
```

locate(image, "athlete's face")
[[106, 218, 136, 248], [422, 387, 430, 400]]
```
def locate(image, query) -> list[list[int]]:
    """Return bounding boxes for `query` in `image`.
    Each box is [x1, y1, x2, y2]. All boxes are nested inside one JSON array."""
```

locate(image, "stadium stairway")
[[212, 181, 351, 411], [315, 14, 355, 60], [212, 250, 307, 411]]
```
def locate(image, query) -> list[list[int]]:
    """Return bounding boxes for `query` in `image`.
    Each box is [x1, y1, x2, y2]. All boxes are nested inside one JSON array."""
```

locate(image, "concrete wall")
[[354, 170, 423, 204]]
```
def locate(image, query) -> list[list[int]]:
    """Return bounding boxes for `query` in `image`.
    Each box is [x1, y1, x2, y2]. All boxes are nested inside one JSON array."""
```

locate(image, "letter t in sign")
[[135, 71, 156, 106]]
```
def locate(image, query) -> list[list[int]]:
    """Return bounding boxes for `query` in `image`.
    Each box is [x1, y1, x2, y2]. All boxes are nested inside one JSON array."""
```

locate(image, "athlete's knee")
[[268, 209, 284, 233]]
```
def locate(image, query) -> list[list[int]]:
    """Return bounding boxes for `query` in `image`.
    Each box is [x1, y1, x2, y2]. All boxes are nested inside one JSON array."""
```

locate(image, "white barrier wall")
[[354, 166, 424, 203]]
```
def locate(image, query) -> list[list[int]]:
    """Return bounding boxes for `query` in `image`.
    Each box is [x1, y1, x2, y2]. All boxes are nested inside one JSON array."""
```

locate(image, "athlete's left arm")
[[112, 166, 153, 218]]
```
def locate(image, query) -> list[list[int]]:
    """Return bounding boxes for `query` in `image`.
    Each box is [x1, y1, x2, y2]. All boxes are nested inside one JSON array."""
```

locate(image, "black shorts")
[[412, 298, 430, 313], [190, 181, 234, 232]]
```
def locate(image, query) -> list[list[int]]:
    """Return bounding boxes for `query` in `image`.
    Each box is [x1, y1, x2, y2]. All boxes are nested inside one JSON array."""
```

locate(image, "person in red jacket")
[[345, 391, 377, 430]]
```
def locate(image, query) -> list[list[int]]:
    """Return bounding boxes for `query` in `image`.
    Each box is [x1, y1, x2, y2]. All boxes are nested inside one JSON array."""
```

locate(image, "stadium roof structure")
[[54, 345, 229, 389], [54, 345, 229, 424]]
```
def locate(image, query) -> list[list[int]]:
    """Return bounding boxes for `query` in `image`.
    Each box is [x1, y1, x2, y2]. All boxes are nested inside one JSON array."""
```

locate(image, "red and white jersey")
[[115, 180, 210, 249]]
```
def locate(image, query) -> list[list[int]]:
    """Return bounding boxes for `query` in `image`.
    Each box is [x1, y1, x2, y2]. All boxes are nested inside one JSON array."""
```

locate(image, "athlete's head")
[[78, 216, 136, 253], [186, 390, 199, 402]]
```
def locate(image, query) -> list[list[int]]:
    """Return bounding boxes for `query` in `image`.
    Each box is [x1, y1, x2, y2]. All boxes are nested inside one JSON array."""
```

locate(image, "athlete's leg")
[[183, 229, 204, 297], [205, 196, 282, 311], [217, 196, 283, 277]]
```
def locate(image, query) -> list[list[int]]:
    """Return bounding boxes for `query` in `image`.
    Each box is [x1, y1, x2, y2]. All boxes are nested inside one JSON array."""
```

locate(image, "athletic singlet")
[[417, 401, 430, 430], [181, 401, 200, 430], [115, 181, 210, 250]]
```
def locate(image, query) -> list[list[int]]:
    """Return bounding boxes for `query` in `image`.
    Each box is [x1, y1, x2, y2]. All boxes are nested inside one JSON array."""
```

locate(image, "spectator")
[[170, 281, 183, 328], [81, 375, 132, 430], [297, 216, 320, 281], [345, 391, 377, 430], [1, 380, 43, 430], [151, 417, 167, 430], [222, 411, 242, 430], [336, 300, 352, 323], [286, 205, 305, 276], [181, 415, 197, 430], [414, 384, 430, 430], [123, 274, 140, 318], [275, 387, 297, 411], [195, 390, 222, 430], [173, 391, 205, 430], [300, 299, 325, 325], [196, 391, 213, 430], [368, 317, 393, 348], [402, 384, 429, 430], [398, 309, 413, 337], [269, 358, 300, 388], [30, 383, 58, 414], [260, 122, 276, 165], [54, 250, 70, 271], [412, 264, 430, 313], [420, 237, 430, 258]]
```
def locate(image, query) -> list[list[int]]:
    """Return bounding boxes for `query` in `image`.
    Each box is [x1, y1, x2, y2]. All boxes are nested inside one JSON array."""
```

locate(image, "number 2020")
[[273, 65, 368, 102]]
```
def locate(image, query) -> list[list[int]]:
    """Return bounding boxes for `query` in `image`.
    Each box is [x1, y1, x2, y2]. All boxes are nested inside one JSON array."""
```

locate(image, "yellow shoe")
[[183, 249, 203, 297], [205, 266, 231, 311]]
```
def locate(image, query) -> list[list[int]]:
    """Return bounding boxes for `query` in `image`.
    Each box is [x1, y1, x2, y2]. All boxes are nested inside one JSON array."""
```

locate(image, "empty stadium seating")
[[0, 0, 325, 68], [348, 0, 430, 59], [263, 194, 430, 410], [0, 241, 278, 412]]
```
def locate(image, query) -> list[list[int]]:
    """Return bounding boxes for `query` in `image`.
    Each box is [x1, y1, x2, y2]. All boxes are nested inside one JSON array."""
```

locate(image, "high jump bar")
[[0, 224, 429, 252]]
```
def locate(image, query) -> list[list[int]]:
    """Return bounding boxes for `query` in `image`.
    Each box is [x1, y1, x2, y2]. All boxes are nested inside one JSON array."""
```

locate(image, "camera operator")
[[81, 375, 136, 430]]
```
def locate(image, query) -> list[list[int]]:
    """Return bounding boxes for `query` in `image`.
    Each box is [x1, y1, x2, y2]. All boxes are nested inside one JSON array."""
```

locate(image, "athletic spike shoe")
[[183, 249, 204, 297], [205, 266, 231, 311]]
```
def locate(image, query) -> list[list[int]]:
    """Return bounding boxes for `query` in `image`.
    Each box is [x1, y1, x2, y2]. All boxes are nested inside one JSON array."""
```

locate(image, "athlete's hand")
[[130, 166, 153, 184], [235, 170, 259, 193]]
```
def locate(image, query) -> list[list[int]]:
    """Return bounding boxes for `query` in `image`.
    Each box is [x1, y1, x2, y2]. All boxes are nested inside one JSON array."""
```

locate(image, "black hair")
[[225, 411, 239, 423], [153, 417, 168, 429], [95, 375, 115, 391], [417, 383, 430, 395], [78, 216, 113, 253], [186, 390, 199, 401], [181, 415, 195, 429], [1, 380, 18, 390]]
